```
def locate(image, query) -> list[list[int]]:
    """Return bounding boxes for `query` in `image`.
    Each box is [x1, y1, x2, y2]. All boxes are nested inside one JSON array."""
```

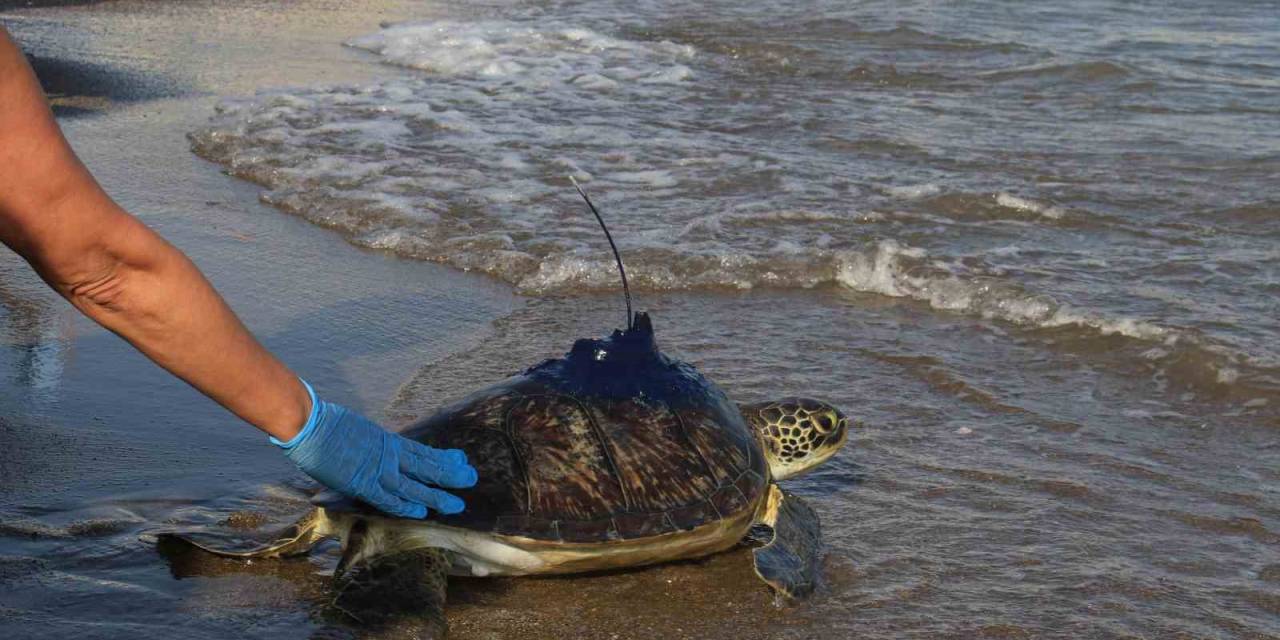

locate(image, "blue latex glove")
[[270, 380, 477, 518]]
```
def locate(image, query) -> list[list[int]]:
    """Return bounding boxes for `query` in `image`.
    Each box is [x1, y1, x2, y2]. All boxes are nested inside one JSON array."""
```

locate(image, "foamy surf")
[[186, 17, 1280, 407], [345, 21, 696, 87], [994, 192, 1067, 220], [835, 239, 1169, 340]]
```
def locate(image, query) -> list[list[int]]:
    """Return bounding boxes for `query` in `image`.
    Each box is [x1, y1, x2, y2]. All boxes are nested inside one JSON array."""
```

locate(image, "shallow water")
[[2, 0, 1279, 638]]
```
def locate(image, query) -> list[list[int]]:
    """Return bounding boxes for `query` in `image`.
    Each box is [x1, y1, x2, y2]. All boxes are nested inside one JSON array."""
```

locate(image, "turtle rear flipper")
[[326, 522, 450, 639], [157, 508, 326, 559], [750, 485, 823, 598]]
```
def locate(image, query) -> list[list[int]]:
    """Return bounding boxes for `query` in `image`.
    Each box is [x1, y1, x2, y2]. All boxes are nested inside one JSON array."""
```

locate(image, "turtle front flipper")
[[329, 543, 451, 640], [749, 485, 823, 598], [156, 508, 326, 558]]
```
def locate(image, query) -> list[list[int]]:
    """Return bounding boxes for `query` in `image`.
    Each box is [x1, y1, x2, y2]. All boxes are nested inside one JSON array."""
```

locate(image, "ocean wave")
[[188, 20, 866, 295], [907, 191, 1077, 224], [187, 19, 1279, 406], [1199, 201, 1280, 236], [845, 25, 1024, 52], [832, 239, 1169, 339], [628, 21, 962, 88], [981, 60, 1133, 84], [881, 183, 942, 200], [347, 21, 696, 87], [833, 241, 1280, 402]]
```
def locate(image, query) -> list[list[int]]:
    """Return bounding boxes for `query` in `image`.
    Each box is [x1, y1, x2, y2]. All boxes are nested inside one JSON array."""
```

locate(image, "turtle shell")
[[319, 313, 769, 543]]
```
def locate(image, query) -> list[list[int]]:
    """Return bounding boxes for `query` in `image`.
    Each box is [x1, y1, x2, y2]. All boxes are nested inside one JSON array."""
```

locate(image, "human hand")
[[271, 380, 478, 518]]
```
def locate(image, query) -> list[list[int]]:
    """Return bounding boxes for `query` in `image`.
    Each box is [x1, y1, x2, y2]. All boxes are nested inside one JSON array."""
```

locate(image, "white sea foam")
[[885, 183, 942, 200], [834, 240, 1174, 341], [186, 17, 1274, 393], [994, 192, 1036, 211], [191, 70, 1184, 349], [346, 21, 696, 89], [189, 20, 833, 295], [995, 192, 1067, 220]]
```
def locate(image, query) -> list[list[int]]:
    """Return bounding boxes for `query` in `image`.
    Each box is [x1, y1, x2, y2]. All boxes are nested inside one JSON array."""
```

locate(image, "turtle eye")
[[814, 413, 834, 434]]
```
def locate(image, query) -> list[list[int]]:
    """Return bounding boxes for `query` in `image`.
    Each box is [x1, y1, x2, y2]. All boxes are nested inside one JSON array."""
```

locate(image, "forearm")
[[48, 209, 310, 440]]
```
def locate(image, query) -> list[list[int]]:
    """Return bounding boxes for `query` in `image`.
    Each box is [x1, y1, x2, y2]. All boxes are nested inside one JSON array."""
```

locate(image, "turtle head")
[[740, 398, 851, 481]]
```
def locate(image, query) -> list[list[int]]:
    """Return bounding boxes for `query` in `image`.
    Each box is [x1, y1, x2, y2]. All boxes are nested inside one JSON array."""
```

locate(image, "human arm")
[[0, 27, 474, 516], [0, 28, 310, 439]]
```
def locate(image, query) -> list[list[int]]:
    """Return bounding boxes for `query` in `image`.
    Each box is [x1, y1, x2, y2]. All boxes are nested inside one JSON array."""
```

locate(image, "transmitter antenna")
[[569, 176, 633, 330]]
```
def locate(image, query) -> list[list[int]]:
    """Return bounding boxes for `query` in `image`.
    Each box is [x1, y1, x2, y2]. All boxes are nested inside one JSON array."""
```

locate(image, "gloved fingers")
[[363, 490, 429, 520], [395, 480, 466, 516], [402, 441, 478, 489], [418, 443, 470, 470]]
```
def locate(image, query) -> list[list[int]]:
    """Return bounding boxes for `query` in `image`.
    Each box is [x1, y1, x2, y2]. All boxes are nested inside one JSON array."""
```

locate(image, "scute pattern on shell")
[[507, 395, 627, 521], [586, 399, 718, 514], [394, 375, 767, 543], [369, 313, 772, 543]]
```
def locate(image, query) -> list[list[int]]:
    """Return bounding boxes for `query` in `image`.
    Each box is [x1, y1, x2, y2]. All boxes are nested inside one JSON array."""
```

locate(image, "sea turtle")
[[158, 185, 852, 637], [159, 312, 850, 636]]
